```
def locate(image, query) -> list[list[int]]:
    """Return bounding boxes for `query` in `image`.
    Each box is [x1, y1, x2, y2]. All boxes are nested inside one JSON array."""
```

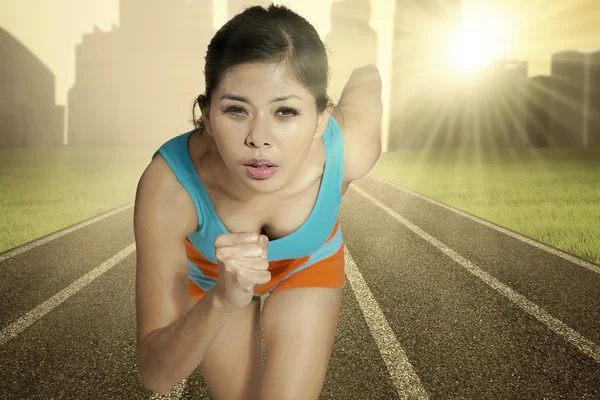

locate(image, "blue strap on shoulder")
[[152, 131, 205, 229]]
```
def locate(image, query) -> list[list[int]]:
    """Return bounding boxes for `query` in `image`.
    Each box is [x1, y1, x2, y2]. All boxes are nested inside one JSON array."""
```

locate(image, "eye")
[[225, 106, 246, 116], [277, 107, 300, 117], [223, 106, 300, 118]]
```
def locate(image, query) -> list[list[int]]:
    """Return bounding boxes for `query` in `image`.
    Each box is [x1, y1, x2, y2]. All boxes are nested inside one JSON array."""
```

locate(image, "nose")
[[245, 120, 273, 148]]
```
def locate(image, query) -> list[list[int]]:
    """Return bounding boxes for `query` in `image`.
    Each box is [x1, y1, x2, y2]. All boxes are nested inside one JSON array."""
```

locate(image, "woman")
[[134, 4, 382, 399]]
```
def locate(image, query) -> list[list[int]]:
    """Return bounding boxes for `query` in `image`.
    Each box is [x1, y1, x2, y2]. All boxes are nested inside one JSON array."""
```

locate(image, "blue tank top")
[[152, 114, 345, 262]]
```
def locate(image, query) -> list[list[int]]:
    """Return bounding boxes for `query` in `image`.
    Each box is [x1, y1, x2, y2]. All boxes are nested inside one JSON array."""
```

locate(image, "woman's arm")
[[335, 64, 383, 184], [135, 156, 234, 395]]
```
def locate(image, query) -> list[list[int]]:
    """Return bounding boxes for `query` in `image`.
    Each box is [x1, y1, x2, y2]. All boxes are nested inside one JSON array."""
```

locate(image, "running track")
[[1, 174, 599, 399]]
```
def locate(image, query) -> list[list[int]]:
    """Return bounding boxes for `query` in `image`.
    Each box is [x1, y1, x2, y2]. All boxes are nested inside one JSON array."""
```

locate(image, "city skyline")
[[1, 0, 599, 151], [2, 0, 600, 108]]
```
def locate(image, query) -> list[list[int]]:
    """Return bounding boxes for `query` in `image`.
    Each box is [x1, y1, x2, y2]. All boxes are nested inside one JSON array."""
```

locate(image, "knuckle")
[[214, 234, 225, 247], [215, 247, 227, 260]]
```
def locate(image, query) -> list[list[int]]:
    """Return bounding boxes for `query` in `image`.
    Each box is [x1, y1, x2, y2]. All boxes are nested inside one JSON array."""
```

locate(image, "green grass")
[[369, 147, 600, 265], [0, 146, 155, 253], [1, 145, 599, 266]]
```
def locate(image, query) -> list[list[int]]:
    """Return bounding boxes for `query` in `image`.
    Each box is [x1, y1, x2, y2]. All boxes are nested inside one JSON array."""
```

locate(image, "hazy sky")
[[480, 0, 600, 72], [0, 0, 338, 105], [1, 0, 599, 107]]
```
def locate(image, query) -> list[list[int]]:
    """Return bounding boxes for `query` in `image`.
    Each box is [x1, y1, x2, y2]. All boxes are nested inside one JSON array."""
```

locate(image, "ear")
[[313, 102, 333, 140], [198, 98, 213, 136]]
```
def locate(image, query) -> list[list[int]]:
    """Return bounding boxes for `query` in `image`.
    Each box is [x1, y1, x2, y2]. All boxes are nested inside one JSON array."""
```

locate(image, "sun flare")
[[445, 2, 512, 74]]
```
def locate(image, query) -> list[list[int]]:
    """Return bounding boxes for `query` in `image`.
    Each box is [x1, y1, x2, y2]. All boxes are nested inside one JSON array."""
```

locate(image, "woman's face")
[[200, 62, 330, 194]]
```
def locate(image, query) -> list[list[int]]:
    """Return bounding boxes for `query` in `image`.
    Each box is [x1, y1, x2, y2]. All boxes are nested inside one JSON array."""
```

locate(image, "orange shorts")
[[186, 221, 346, 301]]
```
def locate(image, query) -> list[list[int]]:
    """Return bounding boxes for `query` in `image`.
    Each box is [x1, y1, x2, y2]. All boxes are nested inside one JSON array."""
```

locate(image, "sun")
[[444, 2, 512, 74]]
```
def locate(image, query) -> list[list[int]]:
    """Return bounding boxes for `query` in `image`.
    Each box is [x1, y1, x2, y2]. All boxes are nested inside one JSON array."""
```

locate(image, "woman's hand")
[[212, 233, 270, 312]]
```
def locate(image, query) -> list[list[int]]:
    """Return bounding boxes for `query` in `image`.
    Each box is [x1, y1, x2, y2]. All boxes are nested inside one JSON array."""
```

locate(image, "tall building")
[[526, 75, 555, 148], [68, 0, 214, 149], [387, 0, 463, 150], [324, 0, 378, 105], [0, 27, 64, 148], [547, 49, 600, 148], [68, 25, 121, 147]]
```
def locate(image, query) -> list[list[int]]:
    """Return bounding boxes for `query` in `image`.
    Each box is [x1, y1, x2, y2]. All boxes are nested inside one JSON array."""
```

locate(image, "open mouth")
[[244, 164, 278, 179], [247, 164, 274, 168]]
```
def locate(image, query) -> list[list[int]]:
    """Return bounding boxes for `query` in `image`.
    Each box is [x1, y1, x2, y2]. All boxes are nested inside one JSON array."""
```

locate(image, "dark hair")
[[191, 3, 336, 133]]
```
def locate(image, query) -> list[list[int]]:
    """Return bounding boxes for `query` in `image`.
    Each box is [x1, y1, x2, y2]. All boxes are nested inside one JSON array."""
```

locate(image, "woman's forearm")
[[138, 289, 233, 395]]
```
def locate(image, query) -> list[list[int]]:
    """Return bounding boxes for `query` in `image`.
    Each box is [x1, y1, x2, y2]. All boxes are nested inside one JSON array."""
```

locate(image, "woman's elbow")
[[139, 367, 172, 396]]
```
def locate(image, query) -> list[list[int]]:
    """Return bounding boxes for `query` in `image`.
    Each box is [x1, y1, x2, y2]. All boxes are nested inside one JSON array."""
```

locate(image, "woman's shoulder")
[[136, 153, 199, 237]]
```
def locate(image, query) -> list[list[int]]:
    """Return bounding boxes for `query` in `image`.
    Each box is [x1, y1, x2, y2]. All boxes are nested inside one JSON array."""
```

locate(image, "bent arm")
[[134, 155, 234, 395], [336, 65, 383, 183]]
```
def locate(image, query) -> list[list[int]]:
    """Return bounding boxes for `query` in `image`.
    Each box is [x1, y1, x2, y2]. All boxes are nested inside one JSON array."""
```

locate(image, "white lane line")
[[0, 243, 135, 346], [0, 203, 134, 263], [351, 184, 600, 364], [368, 175, 600, 275], [343, 245, 430, 399]]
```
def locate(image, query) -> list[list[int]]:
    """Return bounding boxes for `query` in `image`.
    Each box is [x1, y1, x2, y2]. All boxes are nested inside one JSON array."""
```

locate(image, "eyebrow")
[[219, 94, 302, 103]]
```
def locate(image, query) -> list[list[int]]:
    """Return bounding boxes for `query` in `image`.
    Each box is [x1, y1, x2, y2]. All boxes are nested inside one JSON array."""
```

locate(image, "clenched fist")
[[212, 232, 271, 313]]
